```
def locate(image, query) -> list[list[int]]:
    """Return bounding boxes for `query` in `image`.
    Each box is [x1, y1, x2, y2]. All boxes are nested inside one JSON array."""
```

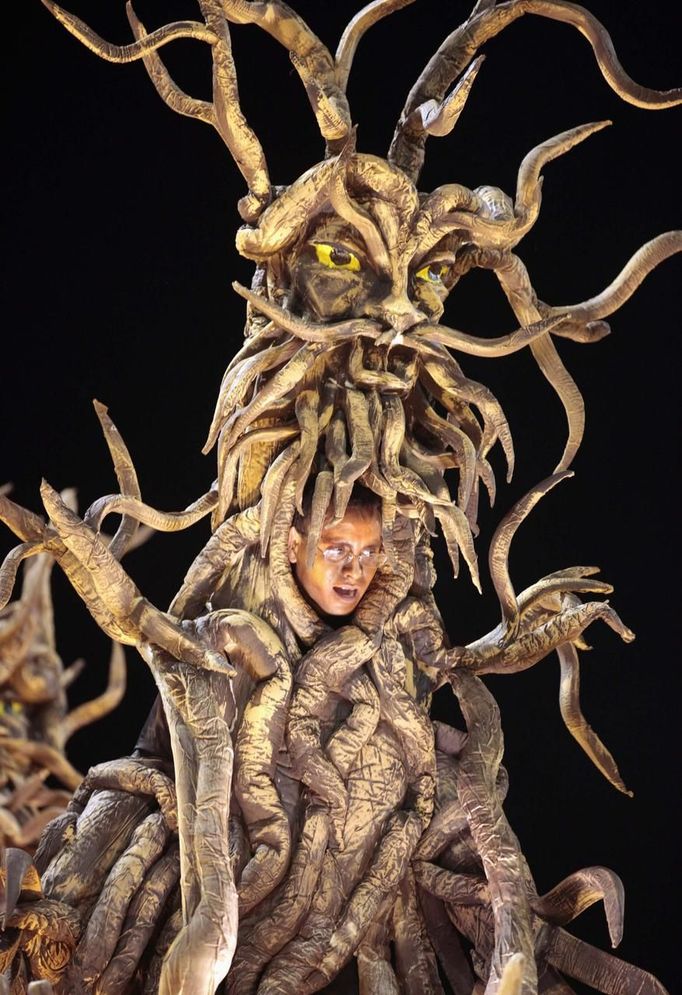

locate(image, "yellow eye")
[[313, 243, 361, 272], [10, 701, 23, 714], [415, 263, 448, 284]]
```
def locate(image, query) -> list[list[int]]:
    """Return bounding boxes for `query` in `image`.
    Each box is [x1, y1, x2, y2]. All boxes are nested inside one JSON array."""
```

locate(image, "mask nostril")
[[387, 308, 426, 334]]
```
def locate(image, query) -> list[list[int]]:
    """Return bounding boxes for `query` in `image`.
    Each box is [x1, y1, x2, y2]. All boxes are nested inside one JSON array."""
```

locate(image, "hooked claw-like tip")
[[39, 478, 58, 504]]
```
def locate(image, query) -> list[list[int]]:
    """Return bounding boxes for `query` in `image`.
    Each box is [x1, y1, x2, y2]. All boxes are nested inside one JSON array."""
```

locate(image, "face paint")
[[289, 508, 382, 616]]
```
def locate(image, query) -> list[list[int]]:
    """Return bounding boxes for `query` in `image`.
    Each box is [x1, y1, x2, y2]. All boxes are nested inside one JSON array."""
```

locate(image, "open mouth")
[[333, 585, 358, 601]]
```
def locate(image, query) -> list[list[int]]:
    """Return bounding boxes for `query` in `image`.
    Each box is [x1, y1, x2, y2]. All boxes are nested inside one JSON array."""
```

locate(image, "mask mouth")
[[333, 585, 358, 601]]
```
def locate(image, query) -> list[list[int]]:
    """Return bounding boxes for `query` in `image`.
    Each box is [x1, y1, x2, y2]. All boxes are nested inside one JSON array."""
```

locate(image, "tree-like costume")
[[0, 484, 126, 852], [0, 2, 679, 993]]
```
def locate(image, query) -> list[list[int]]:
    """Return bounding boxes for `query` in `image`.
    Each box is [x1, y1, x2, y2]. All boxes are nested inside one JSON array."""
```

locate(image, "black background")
[[1, 2, 680, 991]]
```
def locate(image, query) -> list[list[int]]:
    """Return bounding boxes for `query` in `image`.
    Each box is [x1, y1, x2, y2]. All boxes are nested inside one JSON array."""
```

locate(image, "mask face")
[[288, 508, 382, 616], [288, 202, 457, 329], [224, 154, 487, 588]]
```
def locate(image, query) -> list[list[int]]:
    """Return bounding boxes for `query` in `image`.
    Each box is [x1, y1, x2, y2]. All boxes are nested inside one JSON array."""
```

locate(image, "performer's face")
[[288, 508, 383, 616]]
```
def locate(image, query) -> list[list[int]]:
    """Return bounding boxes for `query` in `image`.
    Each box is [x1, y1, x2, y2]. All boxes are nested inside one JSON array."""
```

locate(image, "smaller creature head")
[[288, 485, 383, 616]]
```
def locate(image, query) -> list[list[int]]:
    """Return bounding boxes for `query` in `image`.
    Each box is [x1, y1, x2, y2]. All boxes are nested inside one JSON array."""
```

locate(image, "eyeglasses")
[[318, 544, 384, 568]]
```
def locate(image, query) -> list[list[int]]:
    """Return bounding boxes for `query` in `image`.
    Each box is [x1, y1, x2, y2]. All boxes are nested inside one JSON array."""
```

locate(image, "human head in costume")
[[288, 485, 383, 616]]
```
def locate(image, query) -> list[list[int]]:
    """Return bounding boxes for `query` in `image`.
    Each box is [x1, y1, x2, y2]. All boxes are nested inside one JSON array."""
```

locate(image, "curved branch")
[[0, 541, 44, 611], [514, 120, 610, 234], [546, 926, 669, 994], [532, 865, 625, 946], [0, 492, 46, 544], [550, 231, 682, 322], [517, 568, 612, 615], [389, 0, 681, 181], [40, 481, 231, 674], [232, 282, 382, 342], [200, 0, 272, 220], [126, 3, 215, 126], [93, 399, 142, 560], [43, 1, 270, 222], [557, 642, 631, 795], [61, 641, 127, 743], [490, 251, 586, 471], [41, 1, 217, 61], [489, 472, 572, 637], [329, 148, 392, 273], [335, 0, 416, 91], [223, 0, 351, 143], [406, 312, 566, 358], [465, 599, 634, 675], [530, 333, 585, 472], [85, 488, 218, 535]]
